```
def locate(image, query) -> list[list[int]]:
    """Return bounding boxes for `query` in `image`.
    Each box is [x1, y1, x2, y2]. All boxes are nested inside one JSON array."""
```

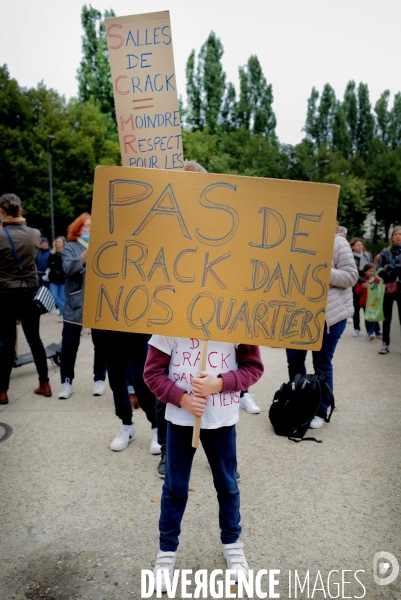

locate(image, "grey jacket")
[[62, 241, 87, 324]]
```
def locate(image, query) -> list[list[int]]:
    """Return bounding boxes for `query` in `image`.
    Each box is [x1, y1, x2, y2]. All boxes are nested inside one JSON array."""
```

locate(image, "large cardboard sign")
[[83, 166, 340, 350], [105, 11, 183, 170]]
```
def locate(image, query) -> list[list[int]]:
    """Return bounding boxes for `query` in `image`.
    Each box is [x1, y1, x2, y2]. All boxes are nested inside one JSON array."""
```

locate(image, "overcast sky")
[[1, 0, 400, 145]]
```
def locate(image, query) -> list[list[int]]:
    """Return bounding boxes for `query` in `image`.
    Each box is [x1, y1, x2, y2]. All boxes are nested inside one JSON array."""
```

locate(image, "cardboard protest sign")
[[104, 11, 183, 170], [83, 166, 340, 350]]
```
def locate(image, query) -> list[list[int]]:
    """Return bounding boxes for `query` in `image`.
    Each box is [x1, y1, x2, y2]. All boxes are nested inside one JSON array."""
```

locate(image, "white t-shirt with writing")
[[148, 336, 240, 429]]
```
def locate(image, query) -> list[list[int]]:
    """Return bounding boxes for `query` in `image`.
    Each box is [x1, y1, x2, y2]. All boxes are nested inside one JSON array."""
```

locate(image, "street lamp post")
[[306, 159, 330, 182], [48, 135, 55, 243]]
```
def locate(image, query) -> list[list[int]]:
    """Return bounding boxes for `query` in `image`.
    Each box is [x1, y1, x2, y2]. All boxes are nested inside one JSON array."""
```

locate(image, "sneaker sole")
[[58, 391, 74, 400], [239, 405, 261, 414], [93, 392, 105, 396], [110, 435, 135, 452], [150, 446, 162, 455]]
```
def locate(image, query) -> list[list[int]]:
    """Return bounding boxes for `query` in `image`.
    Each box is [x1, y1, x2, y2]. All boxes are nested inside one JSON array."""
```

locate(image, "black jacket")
[[377, 246, 401, 283], [47, 252, 65, 285]]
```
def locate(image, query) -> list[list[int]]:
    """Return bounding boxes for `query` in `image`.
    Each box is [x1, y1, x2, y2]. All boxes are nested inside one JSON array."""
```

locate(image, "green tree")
[[356, 82, 374, 158], [343, 80, 358, 155], [304, 87, 320, 147], [0, 65, 120, 238], [374, 90, 390, 144], [332, 101, 351, 158], [304, 84, 337, 150], [220, 82, 238, 132], [185, 32, 226, 133], [389, 92, 401, 148], [365, 139, 401, 237], [185, 50, 202, 129], [77, 5, 116, 123], [198, 32, 226, 133], [237, 56, 276, 139]]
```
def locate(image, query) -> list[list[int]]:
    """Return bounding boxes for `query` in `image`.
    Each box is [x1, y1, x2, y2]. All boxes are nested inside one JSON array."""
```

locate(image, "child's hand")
[[192, 371, 223, 398], [179, 393, 206, 417], [362, 282, 369, 288]]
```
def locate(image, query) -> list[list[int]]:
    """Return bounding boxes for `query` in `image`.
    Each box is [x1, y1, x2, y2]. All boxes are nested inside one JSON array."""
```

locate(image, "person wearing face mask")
[[58, 213, 107, 399]]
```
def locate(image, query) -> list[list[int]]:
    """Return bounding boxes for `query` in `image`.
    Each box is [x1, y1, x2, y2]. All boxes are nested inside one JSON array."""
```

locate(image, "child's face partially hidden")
[[365, 267, 375, 279]]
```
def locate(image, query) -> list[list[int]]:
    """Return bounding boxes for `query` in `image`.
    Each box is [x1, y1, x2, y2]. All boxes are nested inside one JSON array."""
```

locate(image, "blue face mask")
[[81, 232, 90, 243]]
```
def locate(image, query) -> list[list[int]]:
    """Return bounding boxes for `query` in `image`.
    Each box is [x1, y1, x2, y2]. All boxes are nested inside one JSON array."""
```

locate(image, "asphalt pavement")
[[0, 309, 400, 599]]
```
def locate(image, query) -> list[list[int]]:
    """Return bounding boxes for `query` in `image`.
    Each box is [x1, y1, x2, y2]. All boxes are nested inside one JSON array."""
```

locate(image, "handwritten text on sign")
[[105, 11, 183, 170], [83, 166, 339, 349]]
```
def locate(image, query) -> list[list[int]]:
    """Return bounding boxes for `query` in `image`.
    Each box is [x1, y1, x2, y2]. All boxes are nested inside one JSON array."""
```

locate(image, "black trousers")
[[60, 322, 106, 384], [0, 289, 48, 391], [103, 330, 157, 427]]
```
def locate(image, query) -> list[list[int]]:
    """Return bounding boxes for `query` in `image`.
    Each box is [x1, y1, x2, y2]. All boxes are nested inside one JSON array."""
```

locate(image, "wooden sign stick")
[[192, 339, 208, 448]]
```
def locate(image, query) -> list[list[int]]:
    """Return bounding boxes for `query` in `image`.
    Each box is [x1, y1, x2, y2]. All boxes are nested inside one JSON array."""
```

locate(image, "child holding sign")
[[143, 159, 263, 590], [144, 335, 263, 590]]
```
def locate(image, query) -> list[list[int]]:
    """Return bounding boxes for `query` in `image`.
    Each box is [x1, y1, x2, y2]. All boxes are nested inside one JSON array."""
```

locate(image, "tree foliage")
[[77, 5, 116, 123], [1, 11, 400, 242], [0, 65, 120, 238]]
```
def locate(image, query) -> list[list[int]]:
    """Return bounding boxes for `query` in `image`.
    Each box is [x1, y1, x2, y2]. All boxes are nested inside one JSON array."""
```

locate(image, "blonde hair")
[[389, 226, 401, 250], [51, 236, 67, 254], [184, 160, 207, 173]]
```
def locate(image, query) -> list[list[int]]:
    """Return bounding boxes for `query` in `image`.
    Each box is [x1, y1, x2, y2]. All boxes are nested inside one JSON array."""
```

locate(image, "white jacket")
[[326, 234, 358, 327]]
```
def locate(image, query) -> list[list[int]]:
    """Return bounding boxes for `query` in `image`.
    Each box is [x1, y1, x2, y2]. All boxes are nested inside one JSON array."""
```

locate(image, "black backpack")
[[269, 373, 335, 443]]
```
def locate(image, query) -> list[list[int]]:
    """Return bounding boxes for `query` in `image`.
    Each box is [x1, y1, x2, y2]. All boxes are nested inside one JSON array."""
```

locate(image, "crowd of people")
[[350, 227, 401, 354], [1, 176, 400, 591]]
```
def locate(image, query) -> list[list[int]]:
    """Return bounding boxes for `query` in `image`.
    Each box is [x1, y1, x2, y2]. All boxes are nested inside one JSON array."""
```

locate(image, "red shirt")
[[355, 276, 381, 307]]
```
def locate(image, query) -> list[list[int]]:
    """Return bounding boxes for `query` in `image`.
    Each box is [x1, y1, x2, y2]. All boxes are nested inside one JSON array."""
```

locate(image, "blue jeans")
[[362, 308, 375, 336], [103, 330, 157, 427], [286, 319, 347, 418], [160, 423, 240, 551], [49, 283, 65, 315], [60, 322, 106, 383]]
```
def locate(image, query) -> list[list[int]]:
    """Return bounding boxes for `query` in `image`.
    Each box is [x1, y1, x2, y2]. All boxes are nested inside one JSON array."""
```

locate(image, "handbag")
[[33, 285, 56, 314], [384, 280, 399, 295], [3, 228, 56, 314]]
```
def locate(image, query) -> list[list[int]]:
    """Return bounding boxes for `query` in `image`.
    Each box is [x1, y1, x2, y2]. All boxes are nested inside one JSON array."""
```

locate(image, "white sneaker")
[[110, 424, 135, 451], [352, 330, 360, 337], [347, 317, 353, 323], [368, 333, 376, 341], [223, 542, 249, 581], [153, 550, 177, 593], [150, 428, 162, 455], [309, 415, 325, 429], [58, 380, 74, 400], [239, 392, 260, 414], [93, 380, 105, 396]]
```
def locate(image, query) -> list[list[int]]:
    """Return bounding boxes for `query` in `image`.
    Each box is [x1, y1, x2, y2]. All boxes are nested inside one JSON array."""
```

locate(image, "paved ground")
[[0, 310, 400, 600]]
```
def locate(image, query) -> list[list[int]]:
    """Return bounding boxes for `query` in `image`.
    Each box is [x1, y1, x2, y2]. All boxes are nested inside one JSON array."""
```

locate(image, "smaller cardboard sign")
[[105, 11, 183, 170], [83, 166, 340, 350]]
